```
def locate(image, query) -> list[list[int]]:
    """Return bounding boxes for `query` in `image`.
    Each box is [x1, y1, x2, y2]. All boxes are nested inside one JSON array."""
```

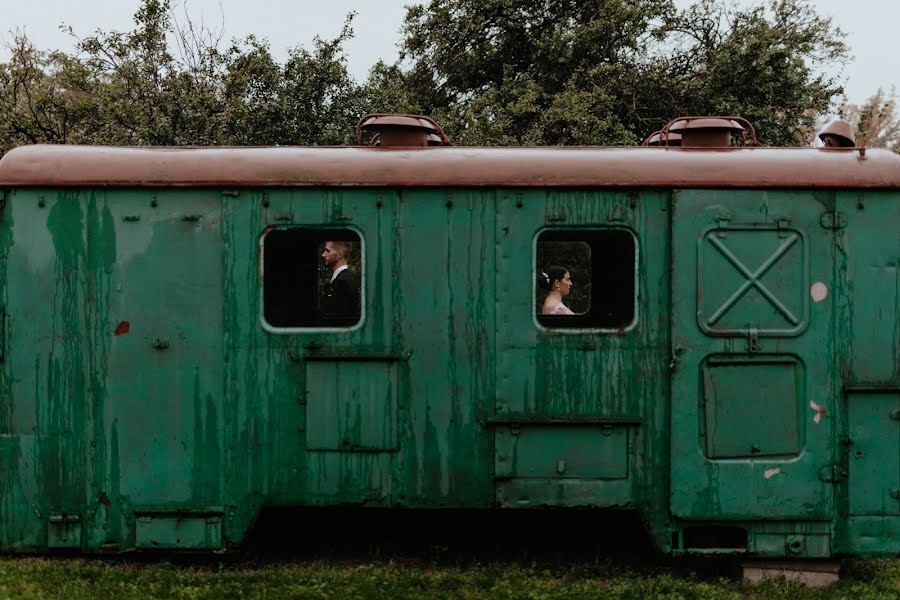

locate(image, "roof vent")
[[356, 114, 452, 147], [642, 130, 682, 147], [818, 119, 855, 148], [662, 116, 757, 148]]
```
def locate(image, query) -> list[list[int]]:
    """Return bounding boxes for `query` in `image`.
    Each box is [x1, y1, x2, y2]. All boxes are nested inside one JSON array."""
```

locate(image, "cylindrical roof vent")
[[662, 116, 756, 148], [356, 114, 452, 147], [642, 130, 682, 147], [818, 119, 855, 148]]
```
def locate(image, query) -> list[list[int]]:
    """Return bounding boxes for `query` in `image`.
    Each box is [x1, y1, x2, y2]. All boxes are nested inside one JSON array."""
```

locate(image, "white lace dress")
[[545, 302, 574, 315]]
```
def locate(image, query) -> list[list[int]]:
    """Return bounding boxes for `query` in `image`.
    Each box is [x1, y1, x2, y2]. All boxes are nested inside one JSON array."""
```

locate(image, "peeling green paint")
[[0, 185, 895, 557]]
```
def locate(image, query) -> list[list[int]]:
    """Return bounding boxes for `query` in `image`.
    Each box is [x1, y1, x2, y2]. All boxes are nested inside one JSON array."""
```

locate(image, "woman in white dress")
[[539, 265, 575, 315]]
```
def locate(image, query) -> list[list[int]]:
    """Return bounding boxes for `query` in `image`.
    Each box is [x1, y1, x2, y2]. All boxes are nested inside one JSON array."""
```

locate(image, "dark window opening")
[[262, 227, 361, 328], [536, 229, 636, 329]]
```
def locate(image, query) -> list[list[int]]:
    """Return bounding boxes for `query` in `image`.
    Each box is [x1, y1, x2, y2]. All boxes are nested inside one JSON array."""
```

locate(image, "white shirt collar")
[[330, 264, 349, 284]]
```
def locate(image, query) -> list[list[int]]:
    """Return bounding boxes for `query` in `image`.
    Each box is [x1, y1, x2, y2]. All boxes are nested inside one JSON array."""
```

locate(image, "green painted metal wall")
[[0, 185, 896, 556]]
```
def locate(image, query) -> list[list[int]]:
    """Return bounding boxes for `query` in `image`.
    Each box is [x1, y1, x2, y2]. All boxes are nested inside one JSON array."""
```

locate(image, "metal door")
[[101, 192, 224, 511], [671, 189, 835, 519]]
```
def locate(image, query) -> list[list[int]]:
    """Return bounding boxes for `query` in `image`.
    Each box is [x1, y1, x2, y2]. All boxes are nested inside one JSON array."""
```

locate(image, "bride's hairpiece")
[[541, 271, 550, 285]]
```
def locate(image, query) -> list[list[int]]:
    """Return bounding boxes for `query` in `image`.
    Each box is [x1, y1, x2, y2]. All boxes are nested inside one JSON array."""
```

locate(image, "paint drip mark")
[[764, 468, 781, 479], [810, 401, 827, 424], [115, 321, 130, 336]]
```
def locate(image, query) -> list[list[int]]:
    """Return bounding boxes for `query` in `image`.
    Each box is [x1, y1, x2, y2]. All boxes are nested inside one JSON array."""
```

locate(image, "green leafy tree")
[[0, 0, 852, 154], [0, 0, 364, 156], [648, 0, 848, 145], [398, 0, 849, 146], [0, 36, 95, 148], [222, 16, 364, 146]]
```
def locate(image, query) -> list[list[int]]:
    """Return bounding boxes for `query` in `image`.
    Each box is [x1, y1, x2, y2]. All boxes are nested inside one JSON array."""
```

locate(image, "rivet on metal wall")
[[38, 197, 45, 208], [151, 196, 158, 208]]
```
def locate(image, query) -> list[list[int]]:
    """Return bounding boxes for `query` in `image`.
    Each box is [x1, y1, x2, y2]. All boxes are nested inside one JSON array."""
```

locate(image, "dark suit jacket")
[[323, 268, 360, 317]]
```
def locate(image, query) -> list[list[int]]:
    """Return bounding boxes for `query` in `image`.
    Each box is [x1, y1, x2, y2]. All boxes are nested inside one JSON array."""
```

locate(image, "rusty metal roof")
[[1, 144, 899, 189]]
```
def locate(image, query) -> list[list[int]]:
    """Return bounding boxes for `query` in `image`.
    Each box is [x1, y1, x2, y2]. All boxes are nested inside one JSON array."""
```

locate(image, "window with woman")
[[535, 229, 637, 330]]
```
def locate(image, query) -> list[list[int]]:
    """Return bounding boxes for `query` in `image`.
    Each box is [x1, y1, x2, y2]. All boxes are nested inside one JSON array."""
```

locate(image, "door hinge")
[[818, 464, 847, 483], [820, 211, 847, 230]]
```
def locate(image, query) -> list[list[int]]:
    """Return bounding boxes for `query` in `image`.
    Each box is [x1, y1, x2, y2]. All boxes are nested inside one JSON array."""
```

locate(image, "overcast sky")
[[0, 0, 896, 106]]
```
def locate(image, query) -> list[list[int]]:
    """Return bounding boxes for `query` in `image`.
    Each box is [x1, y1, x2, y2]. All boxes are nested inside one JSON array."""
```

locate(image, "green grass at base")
[[0, 558, 897, 600]]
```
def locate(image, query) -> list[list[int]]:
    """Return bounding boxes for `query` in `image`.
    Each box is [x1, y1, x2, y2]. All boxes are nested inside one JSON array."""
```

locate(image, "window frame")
[[532, 226, 639, 334], [258, 224, 366, 334]]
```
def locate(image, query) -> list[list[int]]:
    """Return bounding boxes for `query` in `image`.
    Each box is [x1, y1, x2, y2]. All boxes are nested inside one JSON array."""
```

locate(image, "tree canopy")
[[0, 0, 861, 156], [840, 88, 900, 151]]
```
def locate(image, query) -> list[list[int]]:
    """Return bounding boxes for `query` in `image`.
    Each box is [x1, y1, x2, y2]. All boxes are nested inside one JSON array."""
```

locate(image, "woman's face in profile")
[[556, 271, 573, 296]]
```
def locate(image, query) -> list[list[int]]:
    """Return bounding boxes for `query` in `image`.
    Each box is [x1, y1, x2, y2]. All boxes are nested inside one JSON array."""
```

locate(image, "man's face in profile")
[[321, 242, 341, 269]]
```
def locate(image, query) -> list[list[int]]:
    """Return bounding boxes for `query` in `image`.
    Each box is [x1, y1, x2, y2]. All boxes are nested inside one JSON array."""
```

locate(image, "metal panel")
[[703, 357, 801, 458], [845, 517, 900, 554], [848, 391, 900, 516], [496, 479, 633, 508], [47, 514, 82, 549], [671, 190, 834, 519], [305, 360, 398, 451], [101, 192, 225, 510], [495, 425, 628, 479], [134, 513, 222, 549], [837, 191, 900, 383], [494, 188, 668, 519], [3, 189, 89, 548], [697, 227, 808, 336]]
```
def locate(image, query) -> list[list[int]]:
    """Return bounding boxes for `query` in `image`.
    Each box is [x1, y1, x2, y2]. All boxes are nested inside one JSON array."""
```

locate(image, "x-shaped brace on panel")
[[705, 233, 801, 327]]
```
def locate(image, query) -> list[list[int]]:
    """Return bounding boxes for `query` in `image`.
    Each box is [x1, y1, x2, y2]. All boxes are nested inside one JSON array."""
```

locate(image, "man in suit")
[[321, 240, 360, 318]]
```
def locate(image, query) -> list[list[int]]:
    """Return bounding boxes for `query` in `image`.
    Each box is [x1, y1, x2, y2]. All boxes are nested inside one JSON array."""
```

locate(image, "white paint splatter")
[[811, 282, 828, 303], [764, 468, 781, 479], [810, 401, 827, 424]]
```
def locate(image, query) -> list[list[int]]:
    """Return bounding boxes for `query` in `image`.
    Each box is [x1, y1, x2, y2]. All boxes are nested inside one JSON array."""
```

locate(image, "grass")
[[0, 557, 896, 600]]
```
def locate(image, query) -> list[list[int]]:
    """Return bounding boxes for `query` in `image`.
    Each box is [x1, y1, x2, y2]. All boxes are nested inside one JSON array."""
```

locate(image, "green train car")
[[0, 116, 897, 557]]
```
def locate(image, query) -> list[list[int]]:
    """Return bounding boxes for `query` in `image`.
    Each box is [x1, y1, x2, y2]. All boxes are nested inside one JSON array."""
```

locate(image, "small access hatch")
[[702, 356, 802, 459]]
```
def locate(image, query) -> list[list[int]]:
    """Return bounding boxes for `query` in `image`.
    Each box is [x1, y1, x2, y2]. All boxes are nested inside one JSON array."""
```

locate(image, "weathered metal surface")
[[356, 114, 451, 147], [666, 116, 750, 147], [0, 144, 897, 557], [3, 145, 900, 188], [847, 391, 900, 516], [670, 189, 836, 520]]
